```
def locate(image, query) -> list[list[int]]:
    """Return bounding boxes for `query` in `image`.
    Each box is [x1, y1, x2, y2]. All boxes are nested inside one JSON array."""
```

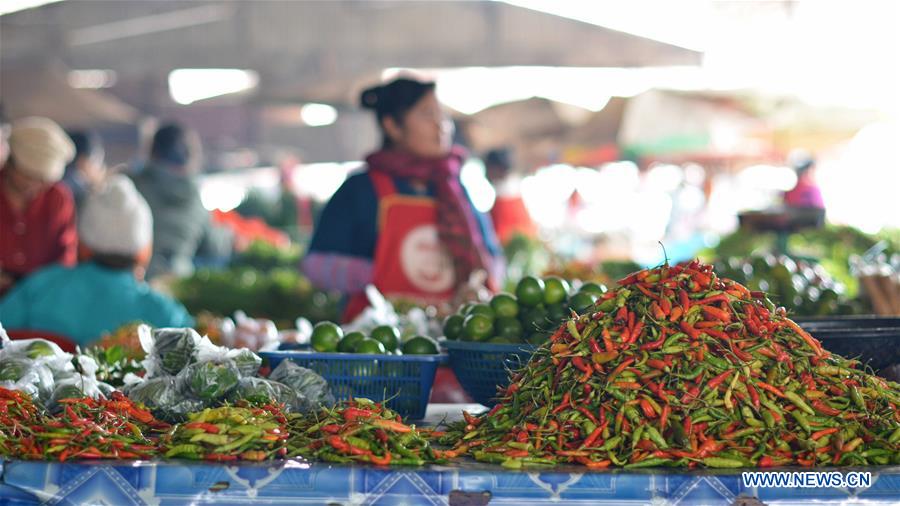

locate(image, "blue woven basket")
[[442, 340, 536, 406], [259, 351, 443, 420]]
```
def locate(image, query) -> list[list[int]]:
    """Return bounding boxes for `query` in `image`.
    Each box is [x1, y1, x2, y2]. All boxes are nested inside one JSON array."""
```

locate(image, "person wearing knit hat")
[[0, 174, 193, 346], [0, 117, 79, 296]]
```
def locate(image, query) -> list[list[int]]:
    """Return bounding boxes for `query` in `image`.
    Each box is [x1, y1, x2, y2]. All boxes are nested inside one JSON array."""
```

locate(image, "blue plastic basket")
[[259, 351, 443, 420], [442, 340, 536, 406]]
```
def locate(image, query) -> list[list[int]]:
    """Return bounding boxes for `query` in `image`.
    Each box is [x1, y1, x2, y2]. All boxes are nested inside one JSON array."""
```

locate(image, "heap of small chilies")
[[0, 388, 168, 461], [164, 404, 290, 461], [441, 260, 900, 469], [287, 398, 444, 466]]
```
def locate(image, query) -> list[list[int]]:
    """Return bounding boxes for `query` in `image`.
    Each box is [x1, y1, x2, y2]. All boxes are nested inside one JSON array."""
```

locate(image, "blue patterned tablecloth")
[[2, 459, 900, 505]]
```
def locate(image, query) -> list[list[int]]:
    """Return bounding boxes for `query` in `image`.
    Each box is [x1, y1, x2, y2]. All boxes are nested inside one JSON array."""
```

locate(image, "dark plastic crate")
[[795, 316, 900, 371], [443, 340, 536, 406], [259, 351, 443, 419]]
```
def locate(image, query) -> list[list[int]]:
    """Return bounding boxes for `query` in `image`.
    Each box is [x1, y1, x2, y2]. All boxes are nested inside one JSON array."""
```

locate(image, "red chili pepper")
[[701, 305, 731, 322], [577, 406, 599, 425], [659, 404, 670, 431], [680, 321, 702, 340], [758, 456, 775, 468], [696, 293, 729, 305], [707, 370, 734, 390], [321, 424, 342, 434], [588, 338, 602, 354], [342, 407, 377, 422], [650, 301, 666, 320], [811, 428, 839, 441], [811, 400, 842, 416], [646, 359, 668, 370], [571, 357, 592, 375], [756, 381, 786, 398], [367, 452, 392, 466], [747, 384, 760, 410], [639, 399, 657, 419], [582, 426, 603, 448], [183, 422, 220, 434]]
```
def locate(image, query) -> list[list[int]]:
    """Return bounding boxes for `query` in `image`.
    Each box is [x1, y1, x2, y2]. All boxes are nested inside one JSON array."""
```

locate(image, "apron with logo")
[[344, 171, 471, 402]]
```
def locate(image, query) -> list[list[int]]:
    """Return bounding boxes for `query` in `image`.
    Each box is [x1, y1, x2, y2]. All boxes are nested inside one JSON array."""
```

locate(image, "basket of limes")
[[442, 276, 605, 405], [260, 323, 443, 419]]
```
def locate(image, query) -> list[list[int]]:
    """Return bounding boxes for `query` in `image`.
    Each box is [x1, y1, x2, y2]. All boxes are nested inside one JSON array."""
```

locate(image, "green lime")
[[370, 325, 401, 352], [401, 335, 440, 355], [578, 282, 607, 298], [526, 332, 550, 346], [487, 335, 516, 344], [468, 303, 496, 323], [311, 322, 343, 352], [495, 317, 524, 341], [546, 303, 569, 323], [520, 306, 549, 331], [26, 340, 55, 359], [463, 314, 494, 341], [542, 276, 570, 305], [355, 338, 386, 354], [338, 331, 366, 353], [568, 292, 598, 314], [515, 276, 545, 307], [459, 303, 476, 315], [490, 293, 519, 319], [442, 314, 465, 340]]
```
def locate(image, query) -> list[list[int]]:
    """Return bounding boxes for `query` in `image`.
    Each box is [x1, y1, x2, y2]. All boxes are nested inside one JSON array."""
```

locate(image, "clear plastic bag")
[[46, 374, 104, 413], [125, 376, 203, 422], [138, 325, 201, 377], [176, 360, 240, 402], [0, 357, 56, 402], [268, 360, 334, 412], [228, 377, 302, 412]]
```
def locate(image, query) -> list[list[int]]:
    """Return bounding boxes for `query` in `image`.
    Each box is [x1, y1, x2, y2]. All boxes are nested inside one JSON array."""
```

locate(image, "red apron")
[[344, 171, 457, 321], [344, 171, 471, 403]]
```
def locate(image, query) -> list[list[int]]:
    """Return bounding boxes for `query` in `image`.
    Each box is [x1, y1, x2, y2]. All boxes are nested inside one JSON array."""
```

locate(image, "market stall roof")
[[0, 65, 138, 127], [1, 0, 702, 109]]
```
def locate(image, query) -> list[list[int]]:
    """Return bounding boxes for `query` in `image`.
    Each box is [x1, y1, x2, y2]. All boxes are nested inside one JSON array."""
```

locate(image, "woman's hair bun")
[[360, 86, 381, 110]]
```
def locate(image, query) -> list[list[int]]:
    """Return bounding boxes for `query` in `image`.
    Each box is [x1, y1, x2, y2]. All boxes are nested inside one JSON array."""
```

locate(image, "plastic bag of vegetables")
[[125, 376, 204, 422], [268, 360, 334, 412], [46, 374, 105, 413], [0, 357, 55, 402], [228, 377, 302, 412], [176, 360, 241, 402], [138, 325, 201, 377]]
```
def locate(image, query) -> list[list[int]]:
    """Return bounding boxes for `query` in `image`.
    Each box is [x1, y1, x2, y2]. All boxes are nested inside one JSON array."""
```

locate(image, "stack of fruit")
[[442, 277, 606, 345], [310, 323, 439, 356]]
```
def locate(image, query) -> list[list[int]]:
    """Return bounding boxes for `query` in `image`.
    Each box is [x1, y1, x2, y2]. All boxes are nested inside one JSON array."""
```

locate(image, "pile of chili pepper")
[[287, 398, 444, 466], [442, 260, 900, 469], [0, 387, 169, 461], [164, 403, 289, 461]]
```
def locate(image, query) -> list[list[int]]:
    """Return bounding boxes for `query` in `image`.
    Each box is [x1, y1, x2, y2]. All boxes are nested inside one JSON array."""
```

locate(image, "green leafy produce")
[[229, 349, 262, 378], [229, 377, 301, 412], [178, 361, 240, 402], [150, 328, 199, 376], [0, 358, 29, 382], [82, 345, 143, 388], [268, 360, 335, 412]]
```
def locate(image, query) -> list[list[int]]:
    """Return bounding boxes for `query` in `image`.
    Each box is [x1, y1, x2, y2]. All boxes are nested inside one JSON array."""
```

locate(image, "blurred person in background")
[[783, 152, 825, 210], [483, 147, 537, 245], [303, 77, 503, 321], [62, 130, 106, 212], [0, 117, 76, 297], [0, 175, 194, 346], [132, 122, 232, 279]]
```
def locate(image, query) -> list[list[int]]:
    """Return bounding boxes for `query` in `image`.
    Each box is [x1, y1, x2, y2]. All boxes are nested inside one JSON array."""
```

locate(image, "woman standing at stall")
[[302, 77, 503, 321]]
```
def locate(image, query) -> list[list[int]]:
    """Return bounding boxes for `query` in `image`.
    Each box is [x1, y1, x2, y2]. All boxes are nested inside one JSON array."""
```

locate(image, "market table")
[[3, 405, 900, 505]]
